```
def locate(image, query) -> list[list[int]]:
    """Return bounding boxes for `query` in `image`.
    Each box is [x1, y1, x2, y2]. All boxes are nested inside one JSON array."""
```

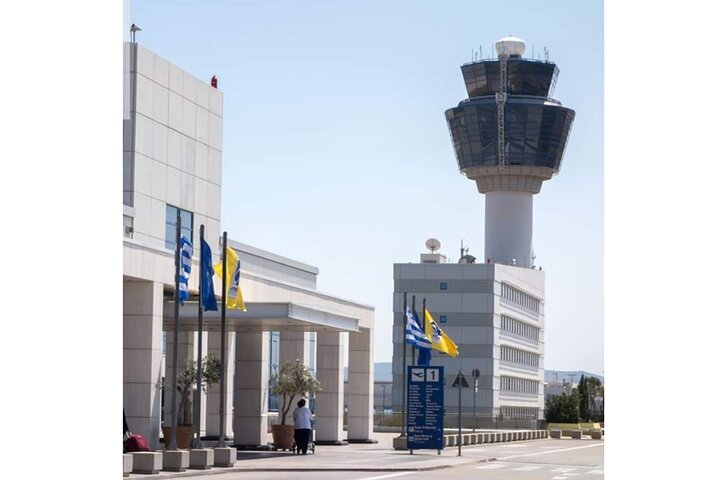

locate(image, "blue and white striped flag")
[[178, 234, 192, 304], [405, 306, 432, 349]]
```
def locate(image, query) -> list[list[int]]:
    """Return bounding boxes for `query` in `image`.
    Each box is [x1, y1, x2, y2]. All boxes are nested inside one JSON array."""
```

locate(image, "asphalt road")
[[167, 439, 604, 480]]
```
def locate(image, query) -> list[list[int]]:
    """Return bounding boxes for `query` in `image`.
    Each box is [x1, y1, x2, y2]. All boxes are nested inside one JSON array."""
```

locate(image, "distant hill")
[[545, 370, 603, 384]]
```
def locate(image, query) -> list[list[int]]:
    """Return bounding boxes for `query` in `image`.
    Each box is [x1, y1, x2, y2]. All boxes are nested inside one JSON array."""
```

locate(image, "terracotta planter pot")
[[271, 424, 295, 450], [162, 425, 194, 449]]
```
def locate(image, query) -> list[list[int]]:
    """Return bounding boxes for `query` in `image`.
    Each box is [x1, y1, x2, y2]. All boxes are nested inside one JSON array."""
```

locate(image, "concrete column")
[[315, 331, 347, 444], [123, 280, 164, 450], [347, 327, 374, 442], [206, 331, 235, 438], [163, 331, 194, 426], [232, 332, 270, 447], [485, 190, 533, 267], [280, 331, 310, 366]]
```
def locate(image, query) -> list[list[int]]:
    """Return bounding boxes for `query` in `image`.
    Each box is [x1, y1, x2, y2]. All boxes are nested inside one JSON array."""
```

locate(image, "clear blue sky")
[[128, 0, 604, 374]]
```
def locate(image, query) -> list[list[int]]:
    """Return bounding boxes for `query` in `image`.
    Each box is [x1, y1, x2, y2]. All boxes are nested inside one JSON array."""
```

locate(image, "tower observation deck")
[[445, 36, 575, 268]]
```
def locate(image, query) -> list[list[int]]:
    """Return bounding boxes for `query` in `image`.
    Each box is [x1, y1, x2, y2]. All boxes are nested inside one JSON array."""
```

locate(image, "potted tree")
[[163, 353, 221, 449], [270, 360, 321, 450]]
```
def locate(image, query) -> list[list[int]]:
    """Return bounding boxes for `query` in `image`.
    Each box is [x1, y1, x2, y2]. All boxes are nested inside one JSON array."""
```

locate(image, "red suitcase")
[[124, 433, 151, 452]]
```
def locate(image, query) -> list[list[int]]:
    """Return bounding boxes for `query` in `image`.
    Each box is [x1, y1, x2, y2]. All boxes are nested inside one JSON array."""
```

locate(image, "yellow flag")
[[213, 247, 246, 311], [424, 309, 459, 357]]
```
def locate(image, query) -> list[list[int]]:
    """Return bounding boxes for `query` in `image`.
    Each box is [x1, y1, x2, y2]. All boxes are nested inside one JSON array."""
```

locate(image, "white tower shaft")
[[484, 191, 533, 268]]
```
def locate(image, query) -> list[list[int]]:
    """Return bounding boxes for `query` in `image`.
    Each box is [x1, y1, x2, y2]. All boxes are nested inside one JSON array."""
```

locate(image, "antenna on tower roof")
[[458, 240, 475, 264]]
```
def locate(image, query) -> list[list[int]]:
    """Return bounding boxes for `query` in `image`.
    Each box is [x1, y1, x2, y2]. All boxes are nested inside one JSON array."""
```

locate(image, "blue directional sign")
[[407, 366, 444, 450]]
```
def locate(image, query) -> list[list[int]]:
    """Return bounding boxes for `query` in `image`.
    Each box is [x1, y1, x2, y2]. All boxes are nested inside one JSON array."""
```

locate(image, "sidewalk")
[[126, 432, 498, 478]]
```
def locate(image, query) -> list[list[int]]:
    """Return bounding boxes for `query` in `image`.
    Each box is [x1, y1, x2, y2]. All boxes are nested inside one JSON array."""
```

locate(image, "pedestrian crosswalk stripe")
[[589, 470, 604, 475], [552, 467, 577, 472], [513, 465, 542, 471], [475, 463, 508, 469]]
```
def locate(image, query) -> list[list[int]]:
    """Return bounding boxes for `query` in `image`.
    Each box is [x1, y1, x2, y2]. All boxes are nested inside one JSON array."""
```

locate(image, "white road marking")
[[358, 473, 415, 480], [513, 465, 542, 471], [552, 467, 577, 473], [498, 442, 604, 461], [498, 443, 528, 448], [589, 470, 605, 475], [475, 463, 509, 469], [552, 477, 568, 480]]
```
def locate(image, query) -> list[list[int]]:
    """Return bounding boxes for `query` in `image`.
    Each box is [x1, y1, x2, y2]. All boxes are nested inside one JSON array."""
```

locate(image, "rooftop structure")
[[445, 36, 575, 268]]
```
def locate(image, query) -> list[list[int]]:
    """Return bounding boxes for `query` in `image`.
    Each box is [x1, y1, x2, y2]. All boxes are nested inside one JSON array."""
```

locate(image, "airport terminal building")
[[123, 41, 375, 450]]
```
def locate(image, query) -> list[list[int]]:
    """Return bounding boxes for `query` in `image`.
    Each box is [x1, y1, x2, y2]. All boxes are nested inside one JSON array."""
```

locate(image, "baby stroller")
[[292, 420, 315, 455]]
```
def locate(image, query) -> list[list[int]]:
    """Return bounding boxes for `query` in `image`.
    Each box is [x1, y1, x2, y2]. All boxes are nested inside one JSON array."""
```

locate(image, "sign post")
[[452, 371, 469, 456], [471, 368, 480, 432], [407, 366, 444, 455]]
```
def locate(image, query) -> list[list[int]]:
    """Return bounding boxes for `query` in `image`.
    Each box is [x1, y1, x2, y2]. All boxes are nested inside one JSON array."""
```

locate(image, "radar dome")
[[495, 36, 526, 57]]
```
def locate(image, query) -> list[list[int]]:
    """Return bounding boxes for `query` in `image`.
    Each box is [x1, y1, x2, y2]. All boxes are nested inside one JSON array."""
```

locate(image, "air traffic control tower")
[[445, 36, 575, 267], [392, 36, 574, 428]]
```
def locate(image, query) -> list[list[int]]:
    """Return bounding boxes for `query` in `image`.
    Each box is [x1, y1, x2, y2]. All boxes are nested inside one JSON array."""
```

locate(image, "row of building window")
[[501, 315, 539, 341], [500, 375, 539, 394], [501, 345, 540, 367], [500, 406, 539, 420], [165, 205, 193, 250], [500, 283, 540, 313]]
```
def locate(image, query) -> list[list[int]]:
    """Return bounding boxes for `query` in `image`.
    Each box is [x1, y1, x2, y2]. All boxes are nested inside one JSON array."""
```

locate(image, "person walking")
[[293, 398, 313, 455]]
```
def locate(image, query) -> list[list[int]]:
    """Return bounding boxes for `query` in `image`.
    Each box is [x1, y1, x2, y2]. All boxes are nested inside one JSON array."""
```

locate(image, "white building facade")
[[392, 253, 545, 428], [123, 42, 375, 450]]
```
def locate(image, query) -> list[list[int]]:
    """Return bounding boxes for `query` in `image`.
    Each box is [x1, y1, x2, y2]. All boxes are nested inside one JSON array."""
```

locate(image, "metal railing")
[[370, 412, 543, 430]]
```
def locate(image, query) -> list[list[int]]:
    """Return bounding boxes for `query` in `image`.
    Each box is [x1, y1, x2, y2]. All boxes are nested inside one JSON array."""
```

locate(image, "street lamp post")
[[381, 384, 386, 425], [473, 378, 477, 432]]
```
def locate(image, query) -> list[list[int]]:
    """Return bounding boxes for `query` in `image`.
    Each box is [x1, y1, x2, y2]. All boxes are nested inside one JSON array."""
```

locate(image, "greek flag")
[[405, 306, 432, 349], [178, 234, 192, 304]]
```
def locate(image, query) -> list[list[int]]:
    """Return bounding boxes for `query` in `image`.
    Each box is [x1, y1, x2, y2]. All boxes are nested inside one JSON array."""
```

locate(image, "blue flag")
[[178, 235, 192, 304], [200, 238, 218, 311], [414, 306, 432, 366]]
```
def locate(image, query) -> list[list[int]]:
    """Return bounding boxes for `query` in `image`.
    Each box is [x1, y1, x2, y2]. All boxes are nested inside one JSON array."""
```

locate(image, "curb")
[[129, 456, 500, 479]]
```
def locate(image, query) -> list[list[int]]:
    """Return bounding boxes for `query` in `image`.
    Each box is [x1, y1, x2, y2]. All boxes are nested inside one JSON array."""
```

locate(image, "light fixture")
[[130, 23, 142, 42]]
